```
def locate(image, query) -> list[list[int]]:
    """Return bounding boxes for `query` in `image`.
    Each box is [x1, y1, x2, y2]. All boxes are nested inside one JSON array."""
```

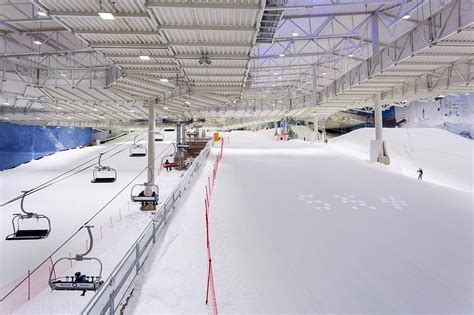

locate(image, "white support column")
[[313, 114, 319, 142], [147, 102, 155, 187], [374, 93, 383, 142], [372, 93, 390, 164]]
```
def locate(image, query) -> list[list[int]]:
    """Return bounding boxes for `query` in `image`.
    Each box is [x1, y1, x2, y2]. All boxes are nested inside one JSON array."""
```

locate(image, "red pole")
[[110, 216, 113, 229], [205, 260, 211, 305], [119, 208, 122, 221], [27, 270, 31, 301], [100, 225, 103, 239], [208, 177, 212, 195]]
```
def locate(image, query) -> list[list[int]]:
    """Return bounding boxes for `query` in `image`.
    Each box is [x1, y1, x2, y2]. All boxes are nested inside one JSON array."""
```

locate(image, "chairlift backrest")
[[49, 226, 104, 292], [5, 191, 51, 241]]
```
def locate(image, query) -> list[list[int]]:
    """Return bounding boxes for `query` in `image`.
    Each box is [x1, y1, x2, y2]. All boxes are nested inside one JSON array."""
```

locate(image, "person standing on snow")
[[417, 168, 423, 180]]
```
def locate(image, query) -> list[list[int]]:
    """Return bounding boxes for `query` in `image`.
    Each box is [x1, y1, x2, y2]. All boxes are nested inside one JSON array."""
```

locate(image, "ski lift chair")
[[49, 226, 103, 294], [91, 153, 117, 183], [162, 149, 181, 170], [155, 132, 164, 142], [129, 136, 147, 157], [5, 191, 51, 241], [130, 168, 159, 210]]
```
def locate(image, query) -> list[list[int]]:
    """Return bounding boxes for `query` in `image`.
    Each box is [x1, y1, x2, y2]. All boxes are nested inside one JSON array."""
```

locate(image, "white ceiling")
[[0, 0, 472, 128]]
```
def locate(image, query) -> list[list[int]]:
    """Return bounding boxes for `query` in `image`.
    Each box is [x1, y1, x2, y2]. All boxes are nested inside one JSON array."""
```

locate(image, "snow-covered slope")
[[0, 130, 186, 314], [330, 128, 473, 192], [127, 131, 472, 314]]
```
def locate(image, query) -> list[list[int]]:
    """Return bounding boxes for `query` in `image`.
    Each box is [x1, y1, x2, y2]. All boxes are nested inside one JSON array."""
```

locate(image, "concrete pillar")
[[313, 115, 319, 142], [147, 102, 155, 187], [374, 93, 383, 142], [373, 93, 390, 164]]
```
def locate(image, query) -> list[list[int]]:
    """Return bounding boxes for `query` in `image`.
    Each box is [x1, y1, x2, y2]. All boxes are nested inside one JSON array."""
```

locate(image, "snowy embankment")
[[126, 131, 472, 313], [0, 130, 185, 314], [330, 127, 473, 192]]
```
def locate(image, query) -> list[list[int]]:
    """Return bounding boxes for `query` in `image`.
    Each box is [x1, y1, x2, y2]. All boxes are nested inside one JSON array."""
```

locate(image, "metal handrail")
[[81, 140, 213, 314]]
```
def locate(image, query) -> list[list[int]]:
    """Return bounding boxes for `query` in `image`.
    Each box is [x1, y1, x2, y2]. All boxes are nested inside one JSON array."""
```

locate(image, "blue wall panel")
[[0, 122, 94, 170]]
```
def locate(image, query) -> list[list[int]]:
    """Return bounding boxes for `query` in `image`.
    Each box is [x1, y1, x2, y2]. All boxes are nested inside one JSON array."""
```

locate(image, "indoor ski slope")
[[330, 127, 473, 191], [127, 130, 472, 314], [0, 131, 185, 314]]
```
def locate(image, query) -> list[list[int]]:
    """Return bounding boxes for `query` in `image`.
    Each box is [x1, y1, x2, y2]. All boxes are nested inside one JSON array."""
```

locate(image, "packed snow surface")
[[0, 131, 185, 314], [127, 130, 472, 314], [330, 127, 473, 191]]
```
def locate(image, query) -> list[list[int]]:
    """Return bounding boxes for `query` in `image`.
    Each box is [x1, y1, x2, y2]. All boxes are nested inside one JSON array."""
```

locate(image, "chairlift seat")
[[130, 152, 146, 157], [131, 196, 158, 202], [91, 177, 116, 183], [50, 279, 103, 291], [129, 141, 147, 157], [164, 162, 180, 168], [6, 229, 50, 240]]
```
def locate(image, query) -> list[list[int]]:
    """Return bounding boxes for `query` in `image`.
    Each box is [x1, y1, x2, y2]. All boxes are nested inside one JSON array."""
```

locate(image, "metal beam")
[[90, 43, 168, 49], [146, 2, 260, 10], [48, 11, 149, 18]]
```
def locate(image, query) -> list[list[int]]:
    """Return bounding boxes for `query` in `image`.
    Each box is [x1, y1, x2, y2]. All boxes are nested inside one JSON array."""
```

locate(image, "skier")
[[164, 159, 172, 172], [138, 190, 145, 207], [417, 168, 423, 180], [74, 271, 89, 296]]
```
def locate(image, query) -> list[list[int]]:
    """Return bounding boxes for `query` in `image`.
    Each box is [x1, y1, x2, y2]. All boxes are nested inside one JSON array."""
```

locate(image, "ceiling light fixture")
[[92, 107, 98, 111], [98, 12, 115, 20], [33, 39, 42, 45], [37, 11, 47, 16], [348, 54, 354, 57], [57, 106, 62, 110], [279, 54, 285, 57], [322, 72, 327, 75], [160, 78, 168, 82], [292, 32, 299, 36], [438, 94, 446, 98], [163, 106, 169, 110], [184, 101, 191, 105], [139, 55, 150, 60], [402, 14, 411, 20], [98, 0, 115, 20]]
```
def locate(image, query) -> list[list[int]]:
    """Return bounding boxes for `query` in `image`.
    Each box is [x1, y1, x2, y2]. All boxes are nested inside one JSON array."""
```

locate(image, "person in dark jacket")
[[74, 272, 89, 296], [417, 168, 423, 180], [138, 190, 145, 207], [165, 159, 172, 172]]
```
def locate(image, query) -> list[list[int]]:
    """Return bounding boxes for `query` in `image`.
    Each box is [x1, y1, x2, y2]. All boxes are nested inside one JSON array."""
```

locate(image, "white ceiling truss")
[[0, 0, 472, 128]]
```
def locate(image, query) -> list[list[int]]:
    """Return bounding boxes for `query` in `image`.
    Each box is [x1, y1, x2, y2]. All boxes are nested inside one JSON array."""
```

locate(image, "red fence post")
[[119, 208, 122, 221], [27, 270, 31, 301], [100, 225, 103, 240], [205, 260, 211, 305], [110, 216, 114, 229]]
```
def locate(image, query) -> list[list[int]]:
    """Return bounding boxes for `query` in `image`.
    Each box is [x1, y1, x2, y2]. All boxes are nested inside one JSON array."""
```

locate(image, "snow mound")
[[330, 128, 473, 192]]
